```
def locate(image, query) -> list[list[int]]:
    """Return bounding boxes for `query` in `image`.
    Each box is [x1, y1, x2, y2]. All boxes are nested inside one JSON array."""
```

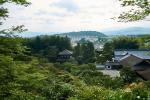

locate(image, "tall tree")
[[97, 37, 140, 63], [97, 42, 113, 63], [24, 35, 72, 62], [82, 42, 96, 63], [74, 43, 81, 58], [73, 43, 83, 64], [112, 37, 140, 49], [0, 0, 31, 98]]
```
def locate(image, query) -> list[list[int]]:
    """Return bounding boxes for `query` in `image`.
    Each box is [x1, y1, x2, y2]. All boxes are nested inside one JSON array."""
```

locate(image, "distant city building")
[[56, 31, 110, 49]]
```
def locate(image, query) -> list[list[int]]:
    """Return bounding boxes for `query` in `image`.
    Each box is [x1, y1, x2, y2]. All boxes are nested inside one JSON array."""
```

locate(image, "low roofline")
[[120, 54, 144, 61], [114, 49, 150, 51], [59, 49, 73, 55]]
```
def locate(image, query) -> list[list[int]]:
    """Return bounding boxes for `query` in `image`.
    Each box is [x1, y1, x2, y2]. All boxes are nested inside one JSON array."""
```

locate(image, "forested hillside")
[[1, 33, 150, 99], [57, 31, 108, 46], [58, 31, 107, 37]]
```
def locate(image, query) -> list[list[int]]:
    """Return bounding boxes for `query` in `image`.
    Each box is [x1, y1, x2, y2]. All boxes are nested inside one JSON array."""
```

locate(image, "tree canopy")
[[23, 35, 72, 62], [0, 0, 150, 99], [73, 41, 96, 64], [0, 0, 29, 25], [119, 0, 150, 22]]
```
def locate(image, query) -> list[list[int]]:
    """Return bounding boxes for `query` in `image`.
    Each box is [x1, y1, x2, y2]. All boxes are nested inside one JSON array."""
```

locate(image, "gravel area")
[[97, 70, 120, 78]]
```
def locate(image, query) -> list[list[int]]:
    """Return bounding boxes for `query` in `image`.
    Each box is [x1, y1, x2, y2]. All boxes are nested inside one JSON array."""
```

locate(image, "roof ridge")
[[115, 49, 150, 51], [59, 49, 73, 55]]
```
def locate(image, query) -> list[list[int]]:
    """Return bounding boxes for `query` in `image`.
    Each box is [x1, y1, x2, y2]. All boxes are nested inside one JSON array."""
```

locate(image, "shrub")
[[120, 67, 139, 83], [79, 70, 124, 89], [49, 83, 75, 100]]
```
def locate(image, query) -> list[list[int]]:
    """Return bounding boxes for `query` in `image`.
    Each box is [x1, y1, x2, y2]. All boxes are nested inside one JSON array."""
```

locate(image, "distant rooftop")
[[114, 49, 150, 60], [59, 49, 73, 55]]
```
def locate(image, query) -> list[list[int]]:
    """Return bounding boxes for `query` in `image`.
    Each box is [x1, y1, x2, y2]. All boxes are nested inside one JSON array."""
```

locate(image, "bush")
[[54, 63, 96, 76], [44, 83, 75, 100], [79, 70, 124, 89], [120, 67, 139, 83]]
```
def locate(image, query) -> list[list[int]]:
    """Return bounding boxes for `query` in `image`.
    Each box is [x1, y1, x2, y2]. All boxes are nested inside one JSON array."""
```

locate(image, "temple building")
[[107, 49, 150, 80], [57, 49, 73, 62]]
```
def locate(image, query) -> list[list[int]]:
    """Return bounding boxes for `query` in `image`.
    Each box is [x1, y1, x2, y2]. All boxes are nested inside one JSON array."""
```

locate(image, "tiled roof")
[[114, 49, 150, 60], [59, 49, 73, 55], [119, 54, 143, 67]]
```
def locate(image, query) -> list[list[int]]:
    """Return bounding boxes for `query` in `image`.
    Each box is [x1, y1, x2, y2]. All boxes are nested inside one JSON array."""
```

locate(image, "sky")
[[1, 0, 150, 33]]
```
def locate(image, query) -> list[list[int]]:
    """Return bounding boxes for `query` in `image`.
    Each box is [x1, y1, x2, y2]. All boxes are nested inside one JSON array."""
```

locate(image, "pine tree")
[[82, 42, 96, 63]]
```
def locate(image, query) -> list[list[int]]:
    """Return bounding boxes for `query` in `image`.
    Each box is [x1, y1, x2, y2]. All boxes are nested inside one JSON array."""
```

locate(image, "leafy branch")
[[118, 0, 150, 22]]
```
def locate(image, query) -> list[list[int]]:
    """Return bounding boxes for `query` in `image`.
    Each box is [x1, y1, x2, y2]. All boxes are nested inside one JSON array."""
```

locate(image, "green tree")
[[112, 37, 140, 49], [118, 0, 150, 22], [0, 0, 32, 98], [73, 43, 83, 64], [138, 35, 150, 49], [24, 35, 72, 62], [120, 67, 139, 83], [0, 0, 29, 25], [97, 37, 140, 63], [44, 46, 58, 62], [82, 42, 96, 63], [97, 42, 113, 63]]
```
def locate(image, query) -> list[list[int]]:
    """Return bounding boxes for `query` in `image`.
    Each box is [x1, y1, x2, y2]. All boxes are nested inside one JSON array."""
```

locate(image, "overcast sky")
[[1, 0, 150, 33]]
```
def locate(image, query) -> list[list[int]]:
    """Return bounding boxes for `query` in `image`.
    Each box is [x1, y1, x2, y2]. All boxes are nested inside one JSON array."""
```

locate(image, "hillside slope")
[[59, 31, 107, 37]]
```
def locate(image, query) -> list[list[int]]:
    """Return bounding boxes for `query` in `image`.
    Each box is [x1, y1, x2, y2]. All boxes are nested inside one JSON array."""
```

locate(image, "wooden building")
[[113, 49, 150, 80], [119, 53, 150, 80], [57, 49, 73, 62]]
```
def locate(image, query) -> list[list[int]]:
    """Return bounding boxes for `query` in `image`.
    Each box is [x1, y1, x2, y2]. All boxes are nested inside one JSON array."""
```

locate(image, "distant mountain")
[[57, 31, 107, 42], [58, 31, 107, 37], [18, 31, 107, 38], [103, 27, 150, 35]]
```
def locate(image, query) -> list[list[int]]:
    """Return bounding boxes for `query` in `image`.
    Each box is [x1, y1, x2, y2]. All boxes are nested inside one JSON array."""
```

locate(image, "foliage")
[[97, 42, 113, 63], [54, 62, 96, 76], [59, 31, 106, 37], [118, 0, 150, 22], [0, 35, 150, 99], [120, 67, 139, 83], [1, 0, 149, 99], [79, 70, 123, 89], [0, 1, 149, 98], [23, 35, 72, 62], [0, 0, 30, 25], [138, 35, 150, 49], [97, 36, 140, 63], [73, 41, 96, 64], [73, 43, 82, 64], [112, 36, 139, 49], [82, 42, 96, 63]]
